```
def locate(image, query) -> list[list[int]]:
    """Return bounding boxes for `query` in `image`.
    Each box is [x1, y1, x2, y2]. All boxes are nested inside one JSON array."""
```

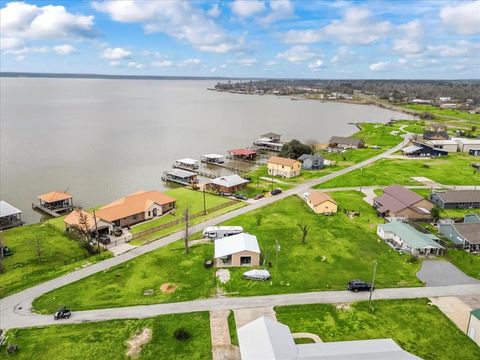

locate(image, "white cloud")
[[440, 1, 480, 35], [324, 8, 391, 45], [393, 38, 423, 55], [330, 46, 354, 64], [282, 29, 323, 44], [93, 1, 240, 53], [230, 0, 265, 18], [238, 58, 257, 66], [0, 2, 95, 41], [178, 58, 202, 67], [210, 67, 217, 72], [399, 19, 423, 39], [260, 0, 294, 26], [393, 20, 424, 55], [369, 61, 390, 71], [427, 41, 480, 57], [109, 61, 121, 67], [3, 46, 49, 60], [151, 60, 173, 67], [0, 37, 24, 50], [265, 60, 276, 66], [219, 64, 227, 68], [128, 61, 144, 69], [101, 47, 131, 60], [308, 59, 323, 70], [277, 45, 315, 63], [53, 44, 76, 55], [207, 3, 221, 18]]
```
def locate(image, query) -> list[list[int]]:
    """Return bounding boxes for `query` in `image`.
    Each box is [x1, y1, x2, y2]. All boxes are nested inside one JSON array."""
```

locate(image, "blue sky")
[[1, 0, 479, 78]]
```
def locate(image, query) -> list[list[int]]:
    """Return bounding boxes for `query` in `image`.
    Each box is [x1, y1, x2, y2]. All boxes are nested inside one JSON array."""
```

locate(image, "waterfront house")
[[227, 148, 257, 161], [173, 158, 199, 171], [162, 169, 198, 186], [373, 185, 433, 220], [468, 309, 480, 346], [64, 208, 113, 236], [429, 190, 480, 209], [377, 222, 444, 256], [303, 191, 337, 215], [438, 214, 480, 252], [424, 139, 459, 152], [237, 316, 420, 360], [328, 136, 364, 149], [297, 154, 324, 170], [260, 132, 281, 142], [38, 191, 74, 210], [267, 156, 301, 178], [253, 138, 284, 152], [214, 233, 260, 267], [453, 138, 480, 153], [423, 130, 450, 141], [401, 141, 448, 157], [96, 190, 176, 228], [0, 200, 24, 230], [208, 174, 249, 193], [201, 154, 225, 164]]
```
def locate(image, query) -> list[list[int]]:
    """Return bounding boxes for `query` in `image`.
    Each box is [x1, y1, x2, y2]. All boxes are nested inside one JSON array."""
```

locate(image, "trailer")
[[203, 226, 243, 239]]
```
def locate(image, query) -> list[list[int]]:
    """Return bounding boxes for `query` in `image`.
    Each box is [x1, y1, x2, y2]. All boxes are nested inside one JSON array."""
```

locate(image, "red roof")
[[228, 148, 257, 156]]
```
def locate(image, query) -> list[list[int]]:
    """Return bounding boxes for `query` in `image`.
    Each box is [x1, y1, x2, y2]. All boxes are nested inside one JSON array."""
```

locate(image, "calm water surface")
[[0, 78, 412, 223]]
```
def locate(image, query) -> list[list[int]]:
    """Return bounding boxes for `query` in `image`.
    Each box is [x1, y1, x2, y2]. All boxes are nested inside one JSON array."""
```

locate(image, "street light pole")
[[93, 210, 101, 254], [369, 261, 378, 312], [275, 240, 280, 283]]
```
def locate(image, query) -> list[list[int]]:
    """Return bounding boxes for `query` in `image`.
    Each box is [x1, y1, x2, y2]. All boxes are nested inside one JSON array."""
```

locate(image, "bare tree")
[[183, 205, 191, 254], [76, 209, 91, 245], [296, 221, 311, 244]]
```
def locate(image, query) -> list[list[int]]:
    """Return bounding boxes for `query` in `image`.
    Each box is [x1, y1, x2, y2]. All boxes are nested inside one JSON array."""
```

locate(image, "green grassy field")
[[33, 241, 215, 313], [402, 104, 480, 124], [317, 153, 480, 189], [227, 311, 238, 346], [0, 221, 111, 298], [3, 312, 211, 360], [445, 249, 480, 279], [218, 192, 422, 297], [275, 299, 480, 360]]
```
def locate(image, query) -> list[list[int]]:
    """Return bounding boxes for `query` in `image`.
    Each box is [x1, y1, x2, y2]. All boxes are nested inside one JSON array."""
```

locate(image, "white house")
[[214, 233, 260, 267]]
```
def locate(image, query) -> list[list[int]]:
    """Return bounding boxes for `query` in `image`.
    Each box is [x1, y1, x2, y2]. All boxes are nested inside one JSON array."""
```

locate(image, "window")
[[240, 256, 251, 265]]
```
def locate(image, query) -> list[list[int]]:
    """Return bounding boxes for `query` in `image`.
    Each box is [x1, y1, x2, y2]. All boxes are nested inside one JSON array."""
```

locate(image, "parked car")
[[53, 306, 71, 320], [0, 246, 13, 257], [271, 188, 282, 195], [99, 235, 111, 245], [347, 279, 373, 292], [254, 193, 264, 200], [234, 193, 248, 200], [219, 192, 232, 197], [112, 227, 123, 237]]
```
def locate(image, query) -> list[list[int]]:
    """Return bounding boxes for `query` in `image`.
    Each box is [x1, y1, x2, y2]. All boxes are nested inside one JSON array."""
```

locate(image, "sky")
[[0, 0, 479, 79]]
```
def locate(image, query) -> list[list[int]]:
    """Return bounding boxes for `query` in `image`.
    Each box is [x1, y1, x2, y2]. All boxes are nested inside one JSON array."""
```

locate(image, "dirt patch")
[[126, 328, 152, 357], [160, 283, 178, 293], [335, 303, 351, 311]]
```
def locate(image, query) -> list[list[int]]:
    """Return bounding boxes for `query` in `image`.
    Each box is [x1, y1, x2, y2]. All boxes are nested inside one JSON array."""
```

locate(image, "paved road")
[[417, 260, 480, 287], [1, 137, 411, 329], [5, 284, 480, 329]]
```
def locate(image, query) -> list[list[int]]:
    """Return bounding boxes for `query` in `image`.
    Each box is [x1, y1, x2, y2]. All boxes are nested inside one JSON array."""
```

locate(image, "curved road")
[[1, 136, 414, 329]]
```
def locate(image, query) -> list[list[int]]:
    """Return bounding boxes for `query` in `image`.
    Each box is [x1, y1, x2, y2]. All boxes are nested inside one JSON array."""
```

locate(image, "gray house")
[[297, 154, 325, 170], [438, 214, 480, 252], [429, 190, 480, 209]]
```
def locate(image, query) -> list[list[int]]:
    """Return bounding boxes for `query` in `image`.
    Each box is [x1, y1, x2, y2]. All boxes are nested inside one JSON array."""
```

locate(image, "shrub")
[[174, 328, 191, 341]]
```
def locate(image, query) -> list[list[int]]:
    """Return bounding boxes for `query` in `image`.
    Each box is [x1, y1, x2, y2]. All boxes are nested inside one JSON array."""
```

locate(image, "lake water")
[[0, 78, 411, 223]]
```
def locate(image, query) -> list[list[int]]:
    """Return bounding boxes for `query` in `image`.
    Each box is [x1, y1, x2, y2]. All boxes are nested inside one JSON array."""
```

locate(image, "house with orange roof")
[[267, 156, 301, 178], [303, 191, 338, 215], [38, 191, 74, 210], [64, 208, 113, 236], [95, 190, 176, 228]]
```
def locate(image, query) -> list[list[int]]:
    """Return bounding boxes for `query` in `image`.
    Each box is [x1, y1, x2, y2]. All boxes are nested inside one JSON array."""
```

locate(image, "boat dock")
[[32, 203, 73, 218]]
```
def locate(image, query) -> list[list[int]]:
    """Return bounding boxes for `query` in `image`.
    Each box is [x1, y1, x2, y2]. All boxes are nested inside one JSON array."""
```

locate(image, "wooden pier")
[[170, 165, 217, 179], [32, 203, 73, 218]]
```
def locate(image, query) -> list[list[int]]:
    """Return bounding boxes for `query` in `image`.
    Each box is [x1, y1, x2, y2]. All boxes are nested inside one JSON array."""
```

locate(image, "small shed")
[[38, 191, 73, 210], [0, 200, 24, 230], [214, 233, 260, 267], [227, 148, 257, 161], [208, 174, 249, 193], [174, 158, 199, 170]]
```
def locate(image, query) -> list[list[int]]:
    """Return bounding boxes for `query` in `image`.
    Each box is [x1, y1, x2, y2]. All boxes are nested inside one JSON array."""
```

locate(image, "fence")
[[131, 200, 239, 240]]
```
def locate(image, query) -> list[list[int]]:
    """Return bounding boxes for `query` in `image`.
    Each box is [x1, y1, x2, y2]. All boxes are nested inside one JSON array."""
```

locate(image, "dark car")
[[54, 306, 71, 320], [347, 279, 373, 292], [99, 235, 111, 245], [254, 193, 265, 200], [0, 246, 13, 257], [270, 188, 282, 196], [112, 227, 123, 237], [234, 193, 248, 200]]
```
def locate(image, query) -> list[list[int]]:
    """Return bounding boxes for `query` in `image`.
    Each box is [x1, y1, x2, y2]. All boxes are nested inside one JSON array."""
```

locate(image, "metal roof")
[[379, 222, 444, 250], [0, 200, 22, 217], [210, 174, 249, 188], [214, 233, 260, 258], [401, 145, 423, 153], [166, 169, 197, 178], [452, 223, 480, 245], [176, 158, 199, 165], [432, 190, 480, 204], [329, 136, 363, 146], [202, 154, 224, 159], [472, 308, 480, 320]]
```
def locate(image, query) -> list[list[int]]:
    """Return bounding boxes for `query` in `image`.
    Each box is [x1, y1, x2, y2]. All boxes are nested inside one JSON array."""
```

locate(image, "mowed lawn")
[[4, 312, 211, 360], [445, 249, 480, 280], [317, 153, 480, 189], [0, 222, 111, 298], [219, 192, 422, 296], [275, 299, 480, 360], [33, 241, 215, 313]]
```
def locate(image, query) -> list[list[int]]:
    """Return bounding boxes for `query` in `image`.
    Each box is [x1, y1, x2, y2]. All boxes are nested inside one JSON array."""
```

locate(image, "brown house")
[[214, 233, 260, 267], [304, 191, 338, 215], [373, 185, 433, 220], [96, 190, 176, 228]]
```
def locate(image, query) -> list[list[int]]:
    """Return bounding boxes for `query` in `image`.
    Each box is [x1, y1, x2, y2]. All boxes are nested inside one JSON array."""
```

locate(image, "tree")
[[279, 139, 312, 159], [255, 213, 263, 226], [296, 221, 311, 244], [76, 209, 92, 247], [32, 237, 43, 260], [305, 139, 318, 153], [431, 206, 441, 223]]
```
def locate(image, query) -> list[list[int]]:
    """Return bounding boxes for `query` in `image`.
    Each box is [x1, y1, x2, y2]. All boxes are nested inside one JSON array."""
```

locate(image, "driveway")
[[417, 260, 480, 287]]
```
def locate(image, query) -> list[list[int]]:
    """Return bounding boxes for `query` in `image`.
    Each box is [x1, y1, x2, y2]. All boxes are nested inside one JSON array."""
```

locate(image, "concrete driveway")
[[417, 260, 480, 287]]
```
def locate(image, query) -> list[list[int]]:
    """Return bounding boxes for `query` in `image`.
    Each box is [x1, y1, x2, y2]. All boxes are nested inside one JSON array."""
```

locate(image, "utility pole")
[[183, 207, 190, 254], [275, 240, 280, 283], [93, 210, 101, 254], [368, 261, 378, 312]]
